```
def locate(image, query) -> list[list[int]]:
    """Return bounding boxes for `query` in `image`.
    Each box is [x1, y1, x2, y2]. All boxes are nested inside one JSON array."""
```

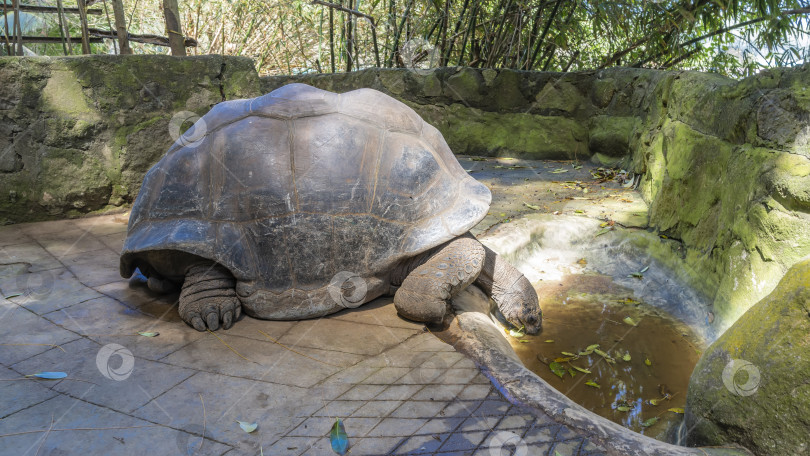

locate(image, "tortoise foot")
[[179, 262, 242, 331]]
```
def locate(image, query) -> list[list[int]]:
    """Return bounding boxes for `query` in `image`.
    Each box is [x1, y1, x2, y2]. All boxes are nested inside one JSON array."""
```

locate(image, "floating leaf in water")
[[595, 227, 612, 237], [574, 210, 585, 214], [623, 316, 638, 326], [567, 368, 576, 378], [544, 340, 554, 343], [616, 406, 631, 412], [4, 293, 22, 299], [508, 326, 525, 338], [518, 339, 530, 343], [668, 408, 685, 414], [572, 163, 583, 170], [585, 381, 600, 388], [593, 348, 609, 357], [470, 157, 488, 161], [561, 351, 577, 357], [138, 331, 159, 337], [645, 358, 652, 366], [622, 353, 631, 362], [554, 357, 573, 363], [571, 365, 591, 374], [330, 418, 349, 455], [237, 421, 258, 433], [26, 372, 67, 380], [649, 398, 661, 406], [586, 344, 600, 351], [641, 417, 659, 427], [549, 361, 566, 378], [550, 168, 569, 173], [523, 202, 541, 210]]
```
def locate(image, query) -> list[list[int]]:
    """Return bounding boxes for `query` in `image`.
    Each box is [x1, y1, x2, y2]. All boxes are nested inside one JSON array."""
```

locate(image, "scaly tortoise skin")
[[119, 84, 541, 333]]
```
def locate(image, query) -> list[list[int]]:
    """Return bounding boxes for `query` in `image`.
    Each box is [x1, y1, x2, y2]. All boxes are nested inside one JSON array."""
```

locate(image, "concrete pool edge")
[[445, 310, 753, 456]]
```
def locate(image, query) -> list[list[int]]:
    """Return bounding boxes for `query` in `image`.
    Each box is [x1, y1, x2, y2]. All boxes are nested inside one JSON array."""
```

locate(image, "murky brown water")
[[508, 273, 703, 441]]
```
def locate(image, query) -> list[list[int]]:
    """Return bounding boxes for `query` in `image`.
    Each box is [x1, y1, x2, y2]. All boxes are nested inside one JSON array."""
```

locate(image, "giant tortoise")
[[120, 84, 541, 333]]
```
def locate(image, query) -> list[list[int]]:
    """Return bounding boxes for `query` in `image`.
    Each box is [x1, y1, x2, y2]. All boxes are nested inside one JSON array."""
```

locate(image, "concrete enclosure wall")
[[2, 57, 809, 331]]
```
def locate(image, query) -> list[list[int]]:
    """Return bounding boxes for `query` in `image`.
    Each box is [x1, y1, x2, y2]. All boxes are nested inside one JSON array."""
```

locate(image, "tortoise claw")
[[205, 312, 220, 331], [191, 315, 206, 332], [222, 311, 233, 329]]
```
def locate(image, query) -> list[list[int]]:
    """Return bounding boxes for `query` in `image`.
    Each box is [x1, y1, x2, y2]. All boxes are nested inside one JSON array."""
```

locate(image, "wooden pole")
[[13, 0, 23, 55], [110, 0, 131, 54], [2, 1, 11, 55], [55, 0, 68, 55], [162, 0, 186, 56], [76, 0, 92, 54]]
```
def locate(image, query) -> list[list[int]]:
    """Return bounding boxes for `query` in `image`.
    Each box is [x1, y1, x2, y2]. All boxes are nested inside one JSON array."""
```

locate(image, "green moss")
[[686, 258, 810, 454], [535, 79, 582, 113], [588, 115, 639, 157], [42, 68, 99, 122], [445, 68, 483, 103], [413, 103, 587, 159]]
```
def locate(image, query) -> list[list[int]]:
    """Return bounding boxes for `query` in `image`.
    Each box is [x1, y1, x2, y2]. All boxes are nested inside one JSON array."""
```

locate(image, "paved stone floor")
[[0, 213, 610, 455]]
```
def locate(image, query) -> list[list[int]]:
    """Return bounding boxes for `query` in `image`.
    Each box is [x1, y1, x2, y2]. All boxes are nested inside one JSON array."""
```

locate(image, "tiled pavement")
[[0, 214, 608, 455]]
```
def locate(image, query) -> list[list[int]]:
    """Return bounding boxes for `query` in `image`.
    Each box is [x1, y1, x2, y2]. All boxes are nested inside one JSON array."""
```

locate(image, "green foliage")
[[4, 0, 807, 76]]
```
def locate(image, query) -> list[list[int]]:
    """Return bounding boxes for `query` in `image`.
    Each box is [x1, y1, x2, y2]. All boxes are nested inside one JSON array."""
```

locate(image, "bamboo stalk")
[[76, 0, 92, 54], [55, 0, 68, 55], [329, 4, 335, 72], [387, 0, 414, 67], [527, 0, 561, 69], [14, 0, 22, 55], [312, 0, 379, 68], [110, 0, 131, 54], [162, 0, 186, 55], [2, 0, 11, 55]]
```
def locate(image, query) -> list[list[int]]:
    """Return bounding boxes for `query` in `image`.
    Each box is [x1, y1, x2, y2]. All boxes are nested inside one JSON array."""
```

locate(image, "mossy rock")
[[445, 67, 484, 103], [0, 55, 260, 224], [588, 115, 638, 157], [413, 103, 587, 159], [534, 79, 582, 113], [685, 256, 810, 455]]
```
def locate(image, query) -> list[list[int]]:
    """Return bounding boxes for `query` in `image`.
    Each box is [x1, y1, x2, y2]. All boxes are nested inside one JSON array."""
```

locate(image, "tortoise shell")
[[120, 84, 491, 316]]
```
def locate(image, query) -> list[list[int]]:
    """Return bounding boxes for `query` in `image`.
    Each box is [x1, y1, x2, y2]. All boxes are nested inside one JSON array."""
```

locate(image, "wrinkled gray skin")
[[120, 84, 541, 334]]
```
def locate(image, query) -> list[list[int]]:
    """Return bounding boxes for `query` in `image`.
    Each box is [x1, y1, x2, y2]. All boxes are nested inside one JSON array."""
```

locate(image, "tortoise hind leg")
[[179, 262, 242, 331], [393, 234, 485, 324]]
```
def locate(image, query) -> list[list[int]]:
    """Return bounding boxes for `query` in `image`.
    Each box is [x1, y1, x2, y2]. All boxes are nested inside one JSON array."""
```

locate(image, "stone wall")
[[2, 56, 808, 332], [264, 65, 810, 333], [0, 55, 261, 225]]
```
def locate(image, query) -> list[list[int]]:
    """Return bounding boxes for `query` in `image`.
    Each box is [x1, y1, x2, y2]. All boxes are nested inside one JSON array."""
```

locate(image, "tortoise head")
[[498, 277, 542, 335]]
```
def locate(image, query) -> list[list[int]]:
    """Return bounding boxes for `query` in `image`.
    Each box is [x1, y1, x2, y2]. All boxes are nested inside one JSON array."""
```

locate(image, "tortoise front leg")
[[474, 245, 542, 334], [393, 234, 485, 324], [179, 262, 242, 331]]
